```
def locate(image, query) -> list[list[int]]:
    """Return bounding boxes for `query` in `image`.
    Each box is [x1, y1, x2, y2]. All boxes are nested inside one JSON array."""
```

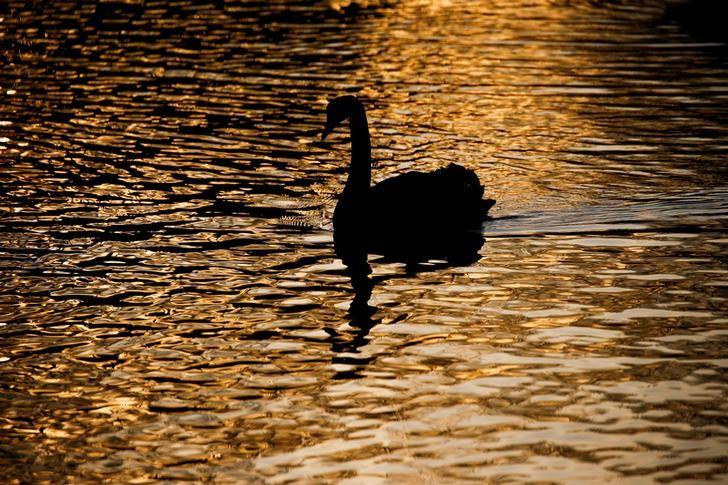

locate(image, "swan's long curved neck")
[[343, 103, 371, 199]]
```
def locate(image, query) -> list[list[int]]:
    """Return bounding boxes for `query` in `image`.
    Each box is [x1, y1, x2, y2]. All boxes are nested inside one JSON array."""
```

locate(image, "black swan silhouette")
[[322, 95, 494, 266]]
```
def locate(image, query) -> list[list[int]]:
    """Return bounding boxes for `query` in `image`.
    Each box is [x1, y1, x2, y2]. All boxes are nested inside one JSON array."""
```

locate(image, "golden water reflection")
[[1, 0, 727, 482]]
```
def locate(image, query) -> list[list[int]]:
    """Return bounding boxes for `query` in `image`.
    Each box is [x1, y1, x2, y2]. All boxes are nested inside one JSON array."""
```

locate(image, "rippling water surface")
[[1, 0, 728, 482]]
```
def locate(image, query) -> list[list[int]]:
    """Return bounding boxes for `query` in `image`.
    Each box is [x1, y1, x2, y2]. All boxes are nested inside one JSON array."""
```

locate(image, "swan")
[[322, 95, 494, 264]]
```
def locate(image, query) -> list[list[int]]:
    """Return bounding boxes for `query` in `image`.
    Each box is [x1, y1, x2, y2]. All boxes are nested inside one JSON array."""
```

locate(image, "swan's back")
[[369, 163, 490, 230]]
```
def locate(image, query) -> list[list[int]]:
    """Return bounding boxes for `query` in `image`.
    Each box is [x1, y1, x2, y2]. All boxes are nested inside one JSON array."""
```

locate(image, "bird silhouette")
[[322, 95, 493, 270]]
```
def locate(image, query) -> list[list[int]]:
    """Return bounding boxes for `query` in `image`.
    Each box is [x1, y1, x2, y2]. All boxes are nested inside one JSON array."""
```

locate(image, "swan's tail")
[[482, 198, 496, 219], [440, 163, 493, 219]]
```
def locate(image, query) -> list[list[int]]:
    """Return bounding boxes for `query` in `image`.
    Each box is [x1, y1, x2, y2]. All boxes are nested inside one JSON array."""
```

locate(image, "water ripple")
[[1, 0, 727, 482]]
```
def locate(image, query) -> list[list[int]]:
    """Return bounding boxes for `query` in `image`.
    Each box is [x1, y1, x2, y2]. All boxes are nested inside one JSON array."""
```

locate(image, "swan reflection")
[[328, 232, 485, 378]]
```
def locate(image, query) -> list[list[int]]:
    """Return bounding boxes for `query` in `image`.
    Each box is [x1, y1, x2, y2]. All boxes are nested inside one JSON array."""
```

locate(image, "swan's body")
[[323, 95, 494, 264]]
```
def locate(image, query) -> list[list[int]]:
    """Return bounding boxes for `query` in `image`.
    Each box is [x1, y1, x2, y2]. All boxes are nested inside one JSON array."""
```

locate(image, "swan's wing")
[[371, 165, 485, 206], [369, 166, 487, 229]]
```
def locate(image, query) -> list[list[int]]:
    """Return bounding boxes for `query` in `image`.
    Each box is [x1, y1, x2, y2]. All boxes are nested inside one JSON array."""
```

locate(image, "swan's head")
[[322, 95, 360, 140]]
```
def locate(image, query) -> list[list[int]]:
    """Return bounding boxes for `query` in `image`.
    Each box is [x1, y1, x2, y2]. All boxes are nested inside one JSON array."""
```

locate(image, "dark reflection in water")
[[331, 232, 485, 380], [1, 0, 728, 482], [665, 0, 728, 42], [335, 225, 485, 314], [332, 217, 485, 363]]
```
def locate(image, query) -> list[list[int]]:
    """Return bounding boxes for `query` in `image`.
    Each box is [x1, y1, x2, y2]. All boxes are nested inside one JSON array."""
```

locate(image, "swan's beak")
[[321, 126, 333, 141]]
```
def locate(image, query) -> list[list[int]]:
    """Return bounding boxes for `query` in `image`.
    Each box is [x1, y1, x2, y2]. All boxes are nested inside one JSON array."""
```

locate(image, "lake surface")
[[1, 0, 727, 482]]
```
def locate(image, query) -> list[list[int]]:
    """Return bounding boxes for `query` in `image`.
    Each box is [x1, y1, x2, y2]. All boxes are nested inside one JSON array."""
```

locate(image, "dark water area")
[[1, 0, 727, 482]]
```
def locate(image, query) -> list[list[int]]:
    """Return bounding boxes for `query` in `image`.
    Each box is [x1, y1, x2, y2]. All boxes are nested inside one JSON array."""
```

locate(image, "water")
[[1, 0, 727, 482]]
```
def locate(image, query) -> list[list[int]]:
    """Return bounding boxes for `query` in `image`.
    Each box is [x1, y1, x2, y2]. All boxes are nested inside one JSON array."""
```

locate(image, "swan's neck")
[[343, 104, 371, 198]]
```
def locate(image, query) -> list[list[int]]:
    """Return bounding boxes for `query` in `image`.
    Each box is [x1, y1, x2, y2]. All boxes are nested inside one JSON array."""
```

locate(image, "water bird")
[[321, 95, 494, 267]]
